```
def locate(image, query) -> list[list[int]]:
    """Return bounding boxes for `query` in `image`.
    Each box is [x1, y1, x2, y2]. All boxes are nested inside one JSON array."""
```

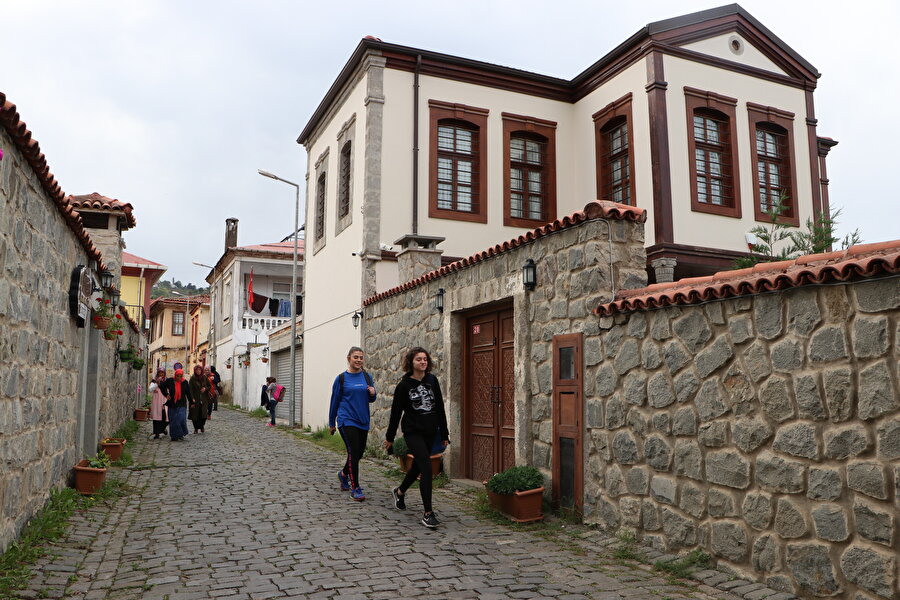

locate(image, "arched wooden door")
[[464, 306, 515, 482]]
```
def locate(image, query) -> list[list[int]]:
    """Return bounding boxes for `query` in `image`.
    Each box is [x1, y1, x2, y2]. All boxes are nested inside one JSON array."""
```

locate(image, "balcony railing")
[[123, 304, 146, 327], [241, 314, 290, 331]]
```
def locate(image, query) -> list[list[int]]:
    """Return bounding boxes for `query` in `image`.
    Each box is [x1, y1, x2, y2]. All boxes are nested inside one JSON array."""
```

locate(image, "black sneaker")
[[392, 487, 406, 510], [421, 512, 439, 529]]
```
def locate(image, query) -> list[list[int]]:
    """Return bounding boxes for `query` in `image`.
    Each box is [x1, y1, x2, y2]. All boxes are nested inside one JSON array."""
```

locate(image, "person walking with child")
[[329, 347, 376, 501], [383, 347, 449, 529]]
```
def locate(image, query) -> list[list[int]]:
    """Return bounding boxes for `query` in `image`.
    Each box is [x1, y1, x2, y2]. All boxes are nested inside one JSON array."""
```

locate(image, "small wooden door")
[[552, 333, 583, 511], [465, 306, 515, 482]]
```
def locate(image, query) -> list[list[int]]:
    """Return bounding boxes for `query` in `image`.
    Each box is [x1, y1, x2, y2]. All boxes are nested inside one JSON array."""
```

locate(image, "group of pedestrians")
[[328, 345, 450, 529], [147, 364, 221, 441]]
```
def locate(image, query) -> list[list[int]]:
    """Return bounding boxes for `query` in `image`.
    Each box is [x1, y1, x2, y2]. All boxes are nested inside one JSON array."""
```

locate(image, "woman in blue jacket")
[[329, 346, 376, 501]]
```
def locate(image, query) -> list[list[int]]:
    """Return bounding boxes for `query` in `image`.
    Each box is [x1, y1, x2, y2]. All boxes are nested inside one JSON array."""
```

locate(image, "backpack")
[[339, 370, 373, 398], [273, 384, 286, 402]]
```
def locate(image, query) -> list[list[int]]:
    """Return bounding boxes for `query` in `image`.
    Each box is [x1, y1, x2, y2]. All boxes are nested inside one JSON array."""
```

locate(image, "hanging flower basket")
[[99, 438, 126, 462], [242, 360, 251, 366], [92, 315, 111, 330], [118, 349, 134, 361], [103, 330, 117, 340], [131, 358, 145, 371], [260, 357, 269, 363], [226, 364, 231, 369]]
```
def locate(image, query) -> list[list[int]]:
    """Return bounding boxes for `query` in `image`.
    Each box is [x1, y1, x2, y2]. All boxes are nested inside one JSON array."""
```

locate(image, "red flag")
[[247, 269, 254, 309]]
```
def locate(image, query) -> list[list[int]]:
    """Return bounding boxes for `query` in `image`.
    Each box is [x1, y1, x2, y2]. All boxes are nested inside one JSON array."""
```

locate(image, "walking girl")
[[148, 369, 168, 439], [188, 365, 209, 433], [383, 347, 449, 529], [328, 347, 376, 501]]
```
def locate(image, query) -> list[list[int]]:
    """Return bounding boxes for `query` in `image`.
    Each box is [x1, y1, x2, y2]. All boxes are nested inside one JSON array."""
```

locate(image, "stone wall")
[[585, 279, 899, 599], [362, 203, 647, 482], [0, 127, 142, 553]]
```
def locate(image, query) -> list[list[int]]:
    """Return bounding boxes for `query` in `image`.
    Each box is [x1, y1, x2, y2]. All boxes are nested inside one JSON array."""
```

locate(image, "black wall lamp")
[[351, 311, 362, 329], [522, 259, 537, 291], [109, 287, 121, 307], [100, 270, 114, 290], [434, 288, 445, 313]]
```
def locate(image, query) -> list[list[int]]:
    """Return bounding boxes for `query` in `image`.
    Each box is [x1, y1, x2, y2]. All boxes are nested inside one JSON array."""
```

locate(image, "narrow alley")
[[17, 409, 739, 600]]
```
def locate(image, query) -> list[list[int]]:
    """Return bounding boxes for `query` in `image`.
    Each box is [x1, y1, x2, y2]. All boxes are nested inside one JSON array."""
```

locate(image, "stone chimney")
[[394, 234, 445, 282], [225, 218, 239, 251]]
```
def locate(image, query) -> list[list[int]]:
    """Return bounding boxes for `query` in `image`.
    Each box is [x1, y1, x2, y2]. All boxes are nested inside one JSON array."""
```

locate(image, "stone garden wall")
[[362, 201, 647, 489], [0, 119, 142, 553], [585, 278, 899, 599]]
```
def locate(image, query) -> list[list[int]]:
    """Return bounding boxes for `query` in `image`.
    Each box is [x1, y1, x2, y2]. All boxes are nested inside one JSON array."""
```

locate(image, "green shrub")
[[87, 453, 111, 469], [486, 465, 543, 495], [391, 437, 409, 456]]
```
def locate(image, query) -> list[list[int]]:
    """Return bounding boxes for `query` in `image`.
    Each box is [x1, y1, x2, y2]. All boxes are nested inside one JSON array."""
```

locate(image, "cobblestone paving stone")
[[18, 409, 740, 599]]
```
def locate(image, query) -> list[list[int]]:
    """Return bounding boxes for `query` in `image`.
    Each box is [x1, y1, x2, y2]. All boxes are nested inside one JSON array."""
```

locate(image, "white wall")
[[680, 32, 787, 75]]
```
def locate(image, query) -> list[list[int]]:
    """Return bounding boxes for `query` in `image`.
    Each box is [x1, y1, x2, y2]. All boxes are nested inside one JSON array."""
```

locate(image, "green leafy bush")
[[391, 437, 409, 456], [486, 465, 543, 495], [87, 453, 111, 469]]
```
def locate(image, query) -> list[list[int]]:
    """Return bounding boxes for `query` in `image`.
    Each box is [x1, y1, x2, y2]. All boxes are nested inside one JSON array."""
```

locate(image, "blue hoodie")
[[328, 371, 376, 430]]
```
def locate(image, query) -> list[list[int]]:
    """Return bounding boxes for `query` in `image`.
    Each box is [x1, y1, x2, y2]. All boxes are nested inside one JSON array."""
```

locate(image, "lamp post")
[[258, 168, 302, 428]]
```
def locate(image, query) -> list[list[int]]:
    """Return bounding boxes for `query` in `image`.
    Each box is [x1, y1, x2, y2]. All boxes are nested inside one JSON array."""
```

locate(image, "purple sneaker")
[[337, 471, 350, 491], [351, 487, 366, 501]]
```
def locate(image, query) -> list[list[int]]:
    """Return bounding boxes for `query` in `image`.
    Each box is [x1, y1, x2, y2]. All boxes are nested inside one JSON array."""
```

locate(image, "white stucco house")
[[203, 218, 303, 417], [295, 4, 835, 428]]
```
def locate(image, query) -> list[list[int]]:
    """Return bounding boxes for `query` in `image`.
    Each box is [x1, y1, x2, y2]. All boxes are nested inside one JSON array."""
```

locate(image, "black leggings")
[[339, 426, 368, 489], [399, 432, 435, 513]]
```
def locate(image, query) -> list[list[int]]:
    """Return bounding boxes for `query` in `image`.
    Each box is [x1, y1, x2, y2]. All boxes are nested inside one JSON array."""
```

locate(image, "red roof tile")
[[237, 241, 304, 253], [364, 201, 646, 306], [69, 192, 137, 229], [0, 92, 107, 271], [122, 251, 165, 269], [596, 240, 900, 317]]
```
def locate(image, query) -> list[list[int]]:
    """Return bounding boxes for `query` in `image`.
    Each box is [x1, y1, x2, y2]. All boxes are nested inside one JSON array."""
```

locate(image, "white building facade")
[[205, 219, 304, 416], [296, 5, 835, 428]]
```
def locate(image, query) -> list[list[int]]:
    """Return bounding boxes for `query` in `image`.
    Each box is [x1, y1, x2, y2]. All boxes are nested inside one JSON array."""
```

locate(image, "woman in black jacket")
[[383, 347, 449, 529]]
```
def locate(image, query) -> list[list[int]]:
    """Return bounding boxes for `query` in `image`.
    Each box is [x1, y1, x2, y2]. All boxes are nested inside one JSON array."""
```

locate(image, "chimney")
[[394, 234, 445, 283], [225, 218, 239, 251]]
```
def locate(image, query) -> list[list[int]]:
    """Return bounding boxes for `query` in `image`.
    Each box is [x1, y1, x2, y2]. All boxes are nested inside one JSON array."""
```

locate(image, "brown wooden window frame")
[[314, 171, 327, 241], [748, 103, 799, 226], [429, 100, 489, 223], [684, 87, 741, 218], [171, 311, 185, 336], [593, 93, 636, 206], [502, 113, 557, 228]]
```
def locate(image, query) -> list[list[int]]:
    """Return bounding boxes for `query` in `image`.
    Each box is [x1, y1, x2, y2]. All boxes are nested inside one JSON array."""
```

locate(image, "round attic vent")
[[728, 35, 744, 56]]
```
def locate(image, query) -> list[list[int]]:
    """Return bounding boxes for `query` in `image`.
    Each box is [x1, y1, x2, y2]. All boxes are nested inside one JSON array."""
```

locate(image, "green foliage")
[[734, 197, 862, 269], [391, 437, 409, 456], [151, 278, 209, 299], [654, 549, 711, 578], [613, 530, 641, 561], [87, 453, 111, 469], [486, 465, 544, 495], [248, 407, 269, 419], [307, 427, 348, 454]]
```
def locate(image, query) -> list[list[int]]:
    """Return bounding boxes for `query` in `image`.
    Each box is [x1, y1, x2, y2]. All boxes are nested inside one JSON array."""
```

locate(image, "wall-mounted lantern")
[[434, 288, 445, 313], [109, 288, 121, 307], [351, 311, 362, 329], [100, 270, 114, 290], [522, 259, 537, 291]]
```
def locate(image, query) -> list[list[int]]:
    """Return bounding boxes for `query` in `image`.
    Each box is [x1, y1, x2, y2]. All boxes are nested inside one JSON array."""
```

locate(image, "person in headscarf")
[[162, 368, 192, 441], [204, 366, 218, 420], [209, 365, 222, 411], [188, 365, 209, 434], [148, 369, 169, 439]]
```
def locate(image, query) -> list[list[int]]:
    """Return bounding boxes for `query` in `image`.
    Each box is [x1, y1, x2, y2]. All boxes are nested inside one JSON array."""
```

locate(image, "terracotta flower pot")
[[261, 357, 269, 363], [486, 486, 544, 523], [103, 331, 116, 340], [397, 454, 443, 477], [73, 459, 107, 495], [134, 407, 149, 421], [92, 316, 111, 330], [99, 438, 126, 462]]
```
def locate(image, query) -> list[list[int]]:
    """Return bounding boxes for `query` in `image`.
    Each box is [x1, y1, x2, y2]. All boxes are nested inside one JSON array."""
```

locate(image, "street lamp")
[[258, 168, 302, 428]]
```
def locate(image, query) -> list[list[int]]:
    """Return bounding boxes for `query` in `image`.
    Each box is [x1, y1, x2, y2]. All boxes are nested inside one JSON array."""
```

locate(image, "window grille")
[[509, 135, 547, 220], [756, 125, 790, 215], [172, 311, 185, 336], [599, 118, 632, 205], [693, 111, 734, 207], [436, 121, 479, 213]]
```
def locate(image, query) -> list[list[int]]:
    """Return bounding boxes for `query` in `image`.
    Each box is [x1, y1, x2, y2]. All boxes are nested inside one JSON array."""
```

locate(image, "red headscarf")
[[174, 369, 184, 401]]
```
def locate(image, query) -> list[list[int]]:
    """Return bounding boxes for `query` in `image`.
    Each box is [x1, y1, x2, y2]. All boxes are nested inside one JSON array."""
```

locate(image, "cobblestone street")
[[20, 409, 740, 600]]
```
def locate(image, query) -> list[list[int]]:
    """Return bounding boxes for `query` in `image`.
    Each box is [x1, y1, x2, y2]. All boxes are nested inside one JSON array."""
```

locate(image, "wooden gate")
[[464, 306, 515, 482]]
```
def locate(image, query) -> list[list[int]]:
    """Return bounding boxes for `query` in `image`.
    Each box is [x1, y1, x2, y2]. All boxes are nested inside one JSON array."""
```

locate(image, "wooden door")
[[465, 306, 515, 482], [552, 333, 583, 511]]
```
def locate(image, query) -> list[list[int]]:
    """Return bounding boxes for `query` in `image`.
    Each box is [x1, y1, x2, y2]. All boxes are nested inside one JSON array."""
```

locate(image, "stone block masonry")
[[0, 126, 142, 554], [586, 279, 900, 599]]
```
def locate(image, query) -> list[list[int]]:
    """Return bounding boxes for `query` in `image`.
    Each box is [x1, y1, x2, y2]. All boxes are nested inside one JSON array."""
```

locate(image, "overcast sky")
[[3, 1, 897, 285]]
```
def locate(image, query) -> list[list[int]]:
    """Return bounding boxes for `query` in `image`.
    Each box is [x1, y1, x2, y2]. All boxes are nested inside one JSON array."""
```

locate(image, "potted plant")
[[73, 452, 111, 494], [99, 437, 126, 461], [485, 465, 545, 523], [134, 394, 150, 421], [91, 295, 114, 330], [392, 437, 443, 477], [118, 343, 136, 362], [260, 357, 269, 363], [131, 357, 145, 371]]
